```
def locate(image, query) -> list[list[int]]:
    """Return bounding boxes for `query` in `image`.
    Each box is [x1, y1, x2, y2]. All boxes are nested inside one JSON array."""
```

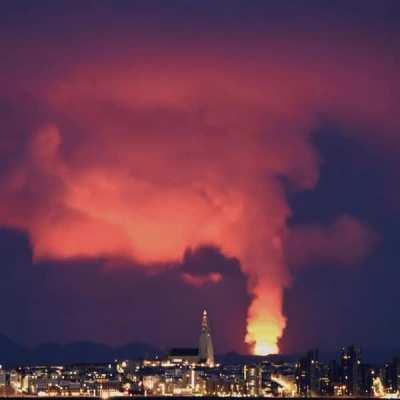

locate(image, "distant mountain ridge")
[[1, 334, 398, 366], [0, 333, 27, 365], [0, 334, 161, 366], [0, 334, 298, 367]]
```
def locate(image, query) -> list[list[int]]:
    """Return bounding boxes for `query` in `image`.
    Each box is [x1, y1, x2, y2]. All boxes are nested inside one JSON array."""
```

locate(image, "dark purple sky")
[[0, 0, 400, 357]]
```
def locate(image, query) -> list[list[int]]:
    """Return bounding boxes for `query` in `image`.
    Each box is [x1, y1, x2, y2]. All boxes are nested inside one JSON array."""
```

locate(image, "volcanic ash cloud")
[[0, 35, 395, 353]]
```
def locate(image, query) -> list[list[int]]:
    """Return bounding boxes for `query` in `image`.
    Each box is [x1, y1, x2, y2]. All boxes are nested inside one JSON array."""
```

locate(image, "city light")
[[0, 311, 399, 398]]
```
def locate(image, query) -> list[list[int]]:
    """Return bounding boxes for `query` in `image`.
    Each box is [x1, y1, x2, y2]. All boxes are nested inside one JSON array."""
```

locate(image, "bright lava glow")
[[0, 24, 388, 356], [254, 341, 278, 356], [245, 289, 285, 355]]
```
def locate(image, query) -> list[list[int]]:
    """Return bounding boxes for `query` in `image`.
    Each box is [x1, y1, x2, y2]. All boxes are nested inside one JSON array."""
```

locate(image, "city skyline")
[[0, 0, 400, 359], [1, 335, 400, 397], [0, 303, 400, 397]]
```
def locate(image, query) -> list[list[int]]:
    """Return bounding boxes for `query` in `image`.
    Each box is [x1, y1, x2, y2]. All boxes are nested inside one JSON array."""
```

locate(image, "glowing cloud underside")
[[0, 30, 396, 354]]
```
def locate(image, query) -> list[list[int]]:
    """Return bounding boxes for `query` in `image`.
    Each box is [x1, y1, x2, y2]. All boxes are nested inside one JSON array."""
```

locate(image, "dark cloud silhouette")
[[280, 129, 400, 358], [0, 228, 250, 354]]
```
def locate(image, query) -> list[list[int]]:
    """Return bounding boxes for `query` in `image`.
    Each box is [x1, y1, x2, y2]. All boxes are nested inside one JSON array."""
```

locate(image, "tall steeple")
[[201, 309, 209, 331], [198, 309, 214, 366]]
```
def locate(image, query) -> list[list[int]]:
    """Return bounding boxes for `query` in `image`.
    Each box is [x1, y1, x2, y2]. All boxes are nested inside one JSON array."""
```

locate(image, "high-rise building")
[[360, 363, 374, 395], [383, 357, 400, 393], [340, 345, 362, 396], [319, 362, 333, 395], [243, 365, 262, 396], [325, 359, 340, 395], [296, 349, 321, 396], [198, 310, 214, 366]]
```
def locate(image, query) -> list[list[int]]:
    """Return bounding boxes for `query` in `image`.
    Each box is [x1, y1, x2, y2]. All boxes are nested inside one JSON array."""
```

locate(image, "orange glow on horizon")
[[254, 341, 278, 356], [0, 31, 389, 355], [245, 302, 285, 355]]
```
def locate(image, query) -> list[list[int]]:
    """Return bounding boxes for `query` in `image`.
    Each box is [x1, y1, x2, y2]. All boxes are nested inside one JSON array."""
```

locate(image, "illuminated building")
[[319, 363, 333, 396], [296, 349, 320, 396], [21, 374, 37, 394], [167, 310, 215, 367], [9, 370, 21, 392], [198, 310, 214, 366], [0, 368, 6, 386], [167, 348, 199, 365], [383, 357, 400, 393], [244, 365, 262, 396], [340, 345, 362, 396], [360, 363, 374, 395]]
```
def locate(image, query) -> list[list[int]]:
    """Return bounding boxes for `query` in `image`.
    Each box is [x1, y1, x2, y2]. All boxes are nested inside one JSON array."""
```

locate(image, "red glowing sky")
[[0, 1, 399, 354]]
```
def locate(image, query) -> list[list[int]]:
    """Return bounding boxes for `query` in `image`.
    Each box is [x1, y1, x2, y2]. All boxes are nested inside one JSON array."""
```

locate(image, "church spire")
[[201, 309, 209, 332], [198, 309, 214, 366]]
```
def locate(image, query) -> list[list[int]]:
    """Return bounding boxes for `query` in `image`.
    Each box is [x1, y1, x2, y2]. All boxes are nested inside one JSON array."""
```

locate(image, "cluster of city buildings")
[[295, 346, 400, 398], [0, 311, 399, 398]]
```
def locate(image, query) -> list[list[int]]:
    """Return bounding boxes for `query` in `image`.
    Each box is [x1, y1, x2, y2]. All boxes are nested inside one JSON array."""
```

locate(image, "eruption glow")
[[0, 25, 395, 354]]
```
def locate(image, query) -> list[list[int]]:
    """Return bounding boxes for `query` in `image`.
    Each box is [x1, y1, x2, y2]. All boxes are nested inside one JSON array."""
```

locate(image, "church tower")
[[198, 309, 215, 366]]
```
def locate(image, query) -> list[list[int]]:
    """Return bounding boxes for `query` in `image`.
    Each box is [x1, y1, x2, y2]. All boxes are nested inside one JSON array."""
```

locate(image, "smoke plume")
[[0, 17, 398, 353]]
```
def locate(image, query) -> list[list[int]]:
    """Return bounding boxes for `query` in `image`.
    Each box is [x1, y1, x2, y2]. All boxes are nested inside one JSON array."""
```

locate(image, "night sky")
[[0, 0, 400, 358]]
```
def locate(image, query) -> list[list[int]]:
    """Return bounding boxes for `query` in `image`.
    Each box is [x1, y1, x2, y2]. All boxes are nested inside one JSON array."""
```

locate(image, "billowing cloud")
[[0, 5, 398, 354], [285, 215, 380, 270]]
